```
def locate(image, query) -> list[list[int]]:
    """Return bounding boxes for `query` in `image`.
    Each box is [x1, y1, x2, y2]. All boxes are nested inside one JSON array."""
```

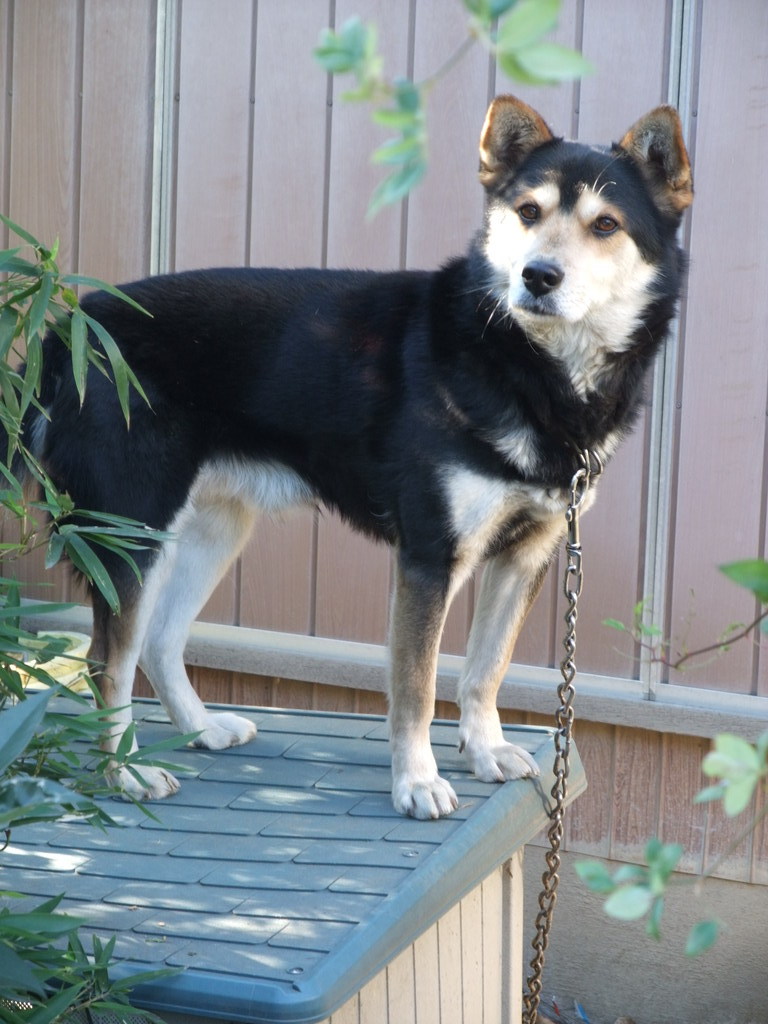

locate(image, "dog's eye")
[[517, 203, 540, 225], [593, 215, 619, 235]]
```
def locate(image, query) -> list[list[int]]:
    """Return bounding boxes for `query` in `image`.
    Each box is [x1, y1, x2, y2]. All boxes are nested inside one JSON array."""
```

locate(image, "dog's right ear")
[[479, 95, 553, 190]]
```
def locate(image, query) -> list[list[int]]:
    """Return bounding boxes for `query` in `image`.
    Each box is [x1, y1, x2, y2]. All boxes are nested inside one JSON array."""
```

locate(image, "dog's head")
[[478, 95, 693, 367]]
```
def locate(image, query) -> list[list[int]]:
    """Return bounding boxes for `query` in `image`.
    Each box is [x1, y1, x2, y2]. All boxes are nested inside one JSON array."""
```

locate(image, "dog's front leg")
[[389, 559, 458, 819], [458, 523, 562, 783]]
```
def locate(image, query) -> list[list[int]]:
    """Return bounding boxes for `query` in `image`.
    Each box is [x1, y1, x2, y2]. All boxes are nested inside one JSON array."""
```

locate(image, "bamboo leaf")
[[0, 941, 46, 996], [62, 533, 121, 612], [19, 328, 42, 416], [61, 274, 151, 317], [70, 309, 88, 406], [26, 271, 55, 339], [81, 312, 149, 424], [0, 691, 52, 774], [0, 211, 43, 248]]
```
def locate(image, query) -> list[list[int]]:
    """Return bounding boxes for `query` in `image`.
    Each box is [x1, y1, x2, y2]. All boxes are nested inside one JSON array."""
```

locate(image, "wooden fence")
[[2, 0, 768, 887]]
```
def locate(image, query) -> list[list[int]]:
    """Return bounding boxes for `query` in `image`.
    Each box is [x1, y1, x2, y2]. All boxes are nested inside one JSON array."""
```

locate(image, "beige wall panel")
[[272, 675, 315, 711], [437, 902, 463, 1019], [578, 0, 672, 124], [385, 946, 416, 1024], [9, 0, 79, 267], [406, 1, 488, 268], [314, 523, 391, 645], [238, 510, 315, 635], [325, 0, 410, 268], [668, 0, 768, 694], [240, 2, 330, 637], [609, 726, 662, 862], [315, 0, 412, 645], [78, 1, 155, 283], [751, 783, 768, 885], [327, 992, 359, 1024], [249, 0, 329, 268], [198, 565, 237, 626], [0, 1, 10, 225], [357, 963, 387, 1023], [413, 923, 440, 1021], [173, 0, 253, 270], [703, 788, 755, 885], [311, 681, 359, 714], [481, 868, 504, 1024], [564, 721, 614, 857], [659, 731, 709, 874], [174, 0, 254, 623], [187, 664, 234, 706], [511, 570, 557, 668], [458, 883, 483, 1021], [354, 688, 388, 716], [494, 0, 579, 135]]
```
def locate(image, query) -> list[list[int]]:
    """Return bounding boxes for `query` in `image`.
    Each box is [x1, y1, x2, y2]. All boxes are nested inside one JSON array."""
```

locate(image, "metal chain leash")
[[522, 449, 601, 1024]]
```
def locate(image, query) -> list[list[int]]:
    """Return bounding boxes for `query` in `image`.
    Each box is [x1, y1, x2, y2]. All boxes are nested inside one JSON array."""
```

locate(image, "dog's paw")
[[112, 763, 181, 801], [465, 740, 540, 784], [392, 772, 459, 819], [191, 712, 257, 751]]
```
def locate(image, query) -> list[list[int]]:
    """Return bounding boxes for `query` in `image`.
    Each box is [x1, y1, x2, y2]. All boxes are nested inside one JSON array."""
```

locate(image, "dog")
[[22, 96, 692, 818]]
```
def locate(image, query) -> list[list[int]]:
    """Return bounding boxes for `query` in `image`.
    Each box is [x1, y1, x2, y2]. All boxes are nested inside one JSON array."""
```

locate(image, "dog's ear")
[[618, 107, 693, 216], [479, 95, 553, 190]]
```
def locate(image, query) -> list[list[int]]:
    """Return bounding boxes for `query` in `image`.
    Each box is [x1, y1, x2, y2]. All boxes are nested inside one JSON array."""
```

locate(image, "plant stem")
[[695, 796, 768, 890], [662, 606, 768, 671], [420, 32, 478, 93]]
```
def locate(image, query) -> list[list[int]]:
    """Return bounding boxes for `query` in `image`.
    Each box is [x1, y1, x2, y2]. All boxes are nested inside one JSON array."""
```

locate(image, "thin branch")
[[695, 795, 768, 891], [420, 32, 479, 93], [657, 606, 768, 672]]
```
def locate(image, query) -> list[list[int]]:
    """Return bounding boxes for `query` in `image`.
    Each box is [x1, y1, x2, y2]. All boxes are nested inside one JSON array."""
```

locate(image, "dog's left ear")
[[618, 106, 693, 216], [479, 95, 554, 190]]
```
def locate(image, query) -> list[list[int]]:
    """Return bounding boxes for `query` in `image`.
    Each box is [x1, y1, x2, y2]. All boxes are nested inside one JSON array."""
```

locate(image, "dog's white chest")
[[443, 465, 567, 561]]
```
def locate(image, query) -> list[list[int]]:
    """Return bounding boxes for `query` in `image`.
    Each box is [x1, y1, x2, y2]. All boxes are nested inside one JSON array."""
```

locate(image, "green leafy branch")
[[587, 560, 768, 957], [0, 689, 187, 1019], [576, 729, 767, 957], [315, 0, 592, 215], [604, 559, 768, 673], [0, 212, 148, 441], [0, 216, 185, 1018], [0, 214, 169, 613]]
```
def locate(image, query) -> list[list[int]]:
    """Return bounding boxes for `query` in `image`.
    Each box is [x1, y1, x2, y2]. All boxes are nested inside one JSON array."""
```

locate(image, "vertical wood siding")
[[668, 0, 768, 696], [3, 0, 768, 879]]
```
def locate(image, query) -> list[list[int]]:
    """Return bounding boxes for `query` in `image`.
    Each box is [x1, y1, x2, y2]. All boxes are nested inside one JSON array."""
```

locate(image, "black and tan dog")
[[24, 96, 692, 817]]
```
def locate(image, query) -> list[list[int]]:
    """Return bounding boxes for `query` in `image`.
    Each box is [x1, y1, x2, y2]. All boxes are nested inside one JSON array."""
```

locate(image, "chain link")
[[522, 449, 601, 1024]]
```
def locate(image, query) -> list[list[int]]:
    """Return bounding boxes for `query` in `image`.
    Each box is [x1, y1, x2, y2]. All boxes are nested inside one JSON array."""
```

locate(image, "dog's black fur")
[[20, 97, 692, 817]]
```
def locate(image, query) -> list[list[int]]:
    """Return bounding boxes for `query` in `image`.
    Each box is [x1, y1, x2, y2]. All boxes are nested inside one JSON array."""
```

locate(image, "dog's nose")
[[521, 260, 564, 298]]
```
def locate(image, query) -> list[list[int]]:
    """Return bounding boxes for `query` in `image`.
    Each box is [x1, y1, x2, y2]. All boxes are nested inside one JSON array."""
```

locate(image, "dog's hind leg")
[[139, 497, 258, 752], [388, 557, 459, 819], [89, 575, 181, 800], [457, 520, 563, 783]]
